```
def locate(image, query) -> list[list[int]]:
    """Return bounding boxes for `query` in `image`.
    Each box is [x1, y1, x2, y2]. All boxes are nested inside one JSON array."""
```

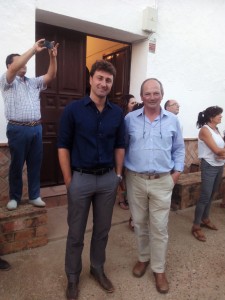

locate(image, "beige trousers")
[[126, 170, 174, 273]]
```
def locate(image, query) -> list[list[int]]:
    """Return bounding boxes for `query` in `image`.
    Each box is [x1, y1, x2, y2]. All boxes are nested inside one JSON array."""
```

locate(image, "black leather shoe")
[[90, 266, 114, 293], [0, 258, 11, 271], [66, 282, 79, 300]]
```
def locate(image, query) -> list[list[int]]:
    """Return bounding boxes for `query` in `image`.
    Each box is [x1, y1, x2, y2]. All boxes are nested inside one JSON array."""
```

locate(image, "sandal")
[[118, 201, 129, 210], [201, 220, 218, 230], [220, 203, 225, 208], [191, 227, 206, 242]]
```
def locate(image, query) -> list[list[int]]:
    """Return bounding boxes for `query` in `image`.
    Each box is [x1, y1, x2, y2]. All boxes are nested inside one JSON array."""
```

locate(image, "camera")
[[43, 40, 53, 49]]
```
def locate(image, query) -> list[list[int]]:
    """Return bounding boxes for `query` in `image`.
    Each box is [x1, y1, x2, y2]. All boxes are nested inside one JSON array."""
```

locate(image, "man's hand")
[[171, 171, 181, 184], [32, 39, 59, 56], [32, 38, 46, 54], [49, 42, 59, 57]]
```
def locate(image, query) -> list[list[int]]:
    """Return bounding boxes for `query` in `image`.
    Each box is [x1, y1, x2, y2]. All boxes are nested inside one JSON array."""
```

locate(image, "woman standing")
[[192, 106, 225, 242]]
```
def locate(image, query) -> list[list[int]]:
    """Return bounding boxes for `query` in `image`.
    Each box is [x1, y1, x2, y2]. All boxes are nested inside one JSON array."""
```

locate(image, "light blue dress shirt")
[[124, 107, 185, 173]]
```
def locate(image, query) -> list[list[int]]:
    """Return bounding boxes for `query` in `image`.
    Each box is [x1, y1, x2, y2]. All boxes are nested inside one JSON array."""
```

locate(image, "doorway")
[[36, 22, 131, 187]]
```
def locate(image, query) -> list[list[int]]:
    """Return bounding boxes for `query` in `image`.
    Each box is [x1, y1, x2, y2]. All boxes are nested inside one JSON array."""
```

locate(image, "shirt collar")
[[16, 76, 27, 82], [83, 96, 112, 108], [162, 108, 171, 117], [135, 106, 167, 118]]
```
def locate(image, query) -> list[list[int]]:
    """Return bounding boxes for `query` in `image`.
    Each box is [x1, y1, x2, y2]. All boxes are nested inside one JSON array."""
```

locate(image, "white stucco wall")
[[36, 0, 155, 37], [148, 0, 225, 137], [0, 0, 225, 141], [0, 0, 36, 142]]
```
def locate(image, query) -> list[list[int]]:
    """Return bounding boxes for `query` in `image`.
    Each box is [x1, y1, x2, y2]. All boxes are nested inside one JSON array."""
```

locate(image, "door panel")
[[41, 138, 58, 186], [58, 37, 85, 97], [36, 22, 86, 186]]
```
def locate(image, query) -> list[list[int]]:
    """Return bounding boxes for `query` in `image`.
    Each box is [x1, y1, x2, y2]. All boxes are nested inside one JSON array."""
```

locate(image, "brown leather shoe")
[[132, 261, 149, 277], [153, 272, 169, 294], [66, 282, 79, 300], [90, 266, 114, 293]]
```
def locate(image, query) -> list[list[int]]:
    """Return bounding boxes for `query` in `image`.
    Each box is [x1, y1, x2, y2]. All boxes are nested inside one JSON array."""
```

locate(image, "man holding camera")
[[0, 39, 59, 210]]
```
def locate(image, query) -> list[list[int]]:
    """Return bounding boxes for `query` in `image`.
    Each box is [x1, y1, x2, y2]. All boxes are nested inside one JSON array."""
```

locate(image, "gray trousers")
[[194, 159, 223, 225], [65, 170, 119, 282]]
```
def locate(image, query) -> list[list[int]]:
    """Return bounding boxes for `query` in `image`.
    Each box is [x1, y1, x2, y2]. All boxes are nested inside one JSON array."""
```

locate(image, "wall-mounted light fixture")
[[142, 7, 158, 33]]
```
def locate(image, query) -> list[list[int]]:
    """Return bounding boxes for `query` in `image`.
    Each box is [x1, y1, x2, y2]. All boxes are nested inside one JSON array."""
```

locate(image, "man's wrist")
[[117, 174, 123, 182], [32, 48, 37, 55], [172, 170, 181, 173]]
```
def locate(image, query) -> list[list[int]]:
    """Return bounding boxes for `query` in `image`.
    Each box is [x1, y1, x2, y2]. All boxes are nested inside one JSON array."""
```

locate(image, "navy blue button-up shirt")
[[58, 96, 125, 169]]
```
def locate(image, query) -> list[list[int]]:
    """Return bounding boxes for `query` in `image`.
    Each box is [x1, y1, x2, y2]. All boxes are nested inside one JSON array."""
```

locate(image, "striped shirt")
[[0, 73, 46, 121]]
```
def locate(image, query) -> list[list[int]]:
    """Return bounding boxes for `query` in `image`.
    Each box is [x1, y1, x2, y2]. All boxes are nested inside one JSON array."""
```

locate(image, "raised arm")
[[43, 42, 59, 85], [6, 39, 46, 84]]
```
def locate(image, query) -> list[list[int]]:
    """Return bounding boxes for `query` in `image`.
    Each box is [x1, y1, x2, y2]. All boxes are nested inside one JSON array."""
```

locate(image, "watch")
[[117, 174, 123, 182]]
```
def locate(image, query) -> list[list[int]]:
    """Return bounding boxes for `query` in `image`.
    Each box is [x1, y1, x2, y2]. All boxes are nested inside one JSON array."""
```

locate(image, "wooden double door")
[[36, 22, 131, 186]]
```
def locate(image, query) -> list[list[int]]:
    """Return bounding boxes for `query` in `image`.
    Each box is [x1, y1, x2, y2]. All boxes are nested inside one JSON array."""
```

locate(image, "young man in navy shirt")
[[58, 60, 125, 300]]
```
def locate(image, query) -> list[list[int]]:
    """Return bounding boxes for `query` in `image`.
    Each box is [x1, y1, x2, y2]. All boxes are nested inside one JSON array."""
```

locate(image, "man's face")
[[11, 56, 27, 77], [141, 80, 163, 110], [90, 70, 113, 99], [166, 100, 180, 115]]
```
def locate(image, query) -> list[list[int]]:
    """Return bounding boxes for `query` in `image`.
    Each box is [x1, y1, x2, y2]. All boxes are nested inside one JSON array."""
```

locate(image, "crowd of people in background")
[[1, 46, 225, 299]]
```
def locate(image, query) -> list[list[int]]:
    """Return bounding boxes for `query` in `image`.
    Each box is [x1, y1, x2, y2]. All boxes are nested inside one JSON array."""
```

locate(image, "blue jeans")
[[6, 123, 43, 202], [193, 159, 223, 225]]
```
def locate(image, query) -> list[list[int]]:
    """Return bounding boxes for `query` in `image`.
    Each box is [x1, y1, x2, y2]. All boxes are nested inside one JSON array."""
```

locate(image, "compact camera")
[[43, 40, 53, 49]]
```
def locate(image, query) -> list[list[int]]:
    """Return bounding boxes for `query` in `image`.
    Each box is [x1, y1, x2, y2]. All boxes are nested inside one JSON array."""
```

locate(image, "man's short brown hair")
[[90, 60, 116, 79]]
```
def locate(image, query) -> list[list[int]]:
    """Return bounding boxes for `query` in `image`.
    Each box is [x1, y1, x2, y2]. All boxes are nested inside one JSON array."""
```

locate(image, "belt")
[[8, 120, 41, 127], [129, 170, 169, 180], [74, 167, 113, 175]]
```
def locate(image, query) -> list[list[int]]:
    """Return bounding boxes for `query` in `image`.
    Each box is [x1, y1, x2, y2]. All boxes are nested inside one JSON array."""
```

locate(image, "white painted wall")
[[148, 0, 225, 137], [36, 0, 155, 37], [0, 0, 225, 141], [0, 0, 36, 142], [130, 40, 149, 102]]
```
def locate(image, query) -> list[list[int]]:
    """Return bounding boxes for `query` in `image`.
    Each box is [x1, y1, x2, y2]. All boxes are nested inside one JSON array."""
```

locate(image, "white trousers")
[[126, 170, 174, 273]]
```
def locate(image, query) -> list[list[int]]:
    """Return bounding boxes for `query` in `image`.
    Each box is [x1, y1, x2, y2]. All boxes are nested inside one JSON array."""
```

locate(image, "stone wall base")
[[173, 169, 225, 209], [0, 204, 48, 255]]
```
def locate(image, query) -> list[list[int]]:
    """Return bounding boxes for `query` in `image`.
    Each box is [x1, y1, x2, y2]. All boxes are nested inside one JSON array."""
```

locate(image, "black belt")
[[8, 120, 41, 127], [74, 167, 113, 175]]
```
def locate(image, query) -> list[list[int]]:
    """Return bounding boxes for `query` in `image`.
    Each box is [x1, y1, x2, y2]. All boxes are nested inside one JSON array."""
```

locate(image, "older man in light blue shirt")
[[124, 78, 185, 294]]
